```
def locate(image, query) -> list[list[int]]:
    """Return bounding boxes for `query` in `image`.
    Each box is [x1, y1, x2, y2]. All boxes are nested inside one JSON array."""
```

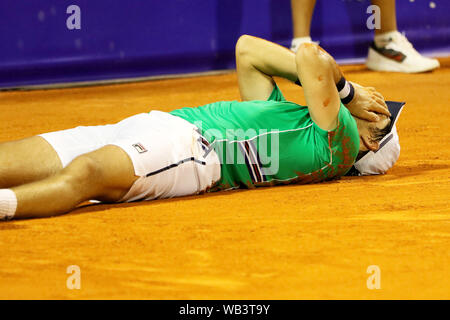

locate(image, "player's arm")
[[296, 43, 390, 127], [236, 35, 298, 101], [295, 43, 341, 130], [235, 35, 390, 121], [236, 36, 341, 129]]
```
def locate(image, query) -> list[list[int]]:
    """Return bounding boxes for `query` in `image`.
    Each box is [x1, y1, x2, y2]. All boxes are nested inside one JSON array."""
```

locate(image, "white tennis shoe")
[[366, 31, 440, 73]]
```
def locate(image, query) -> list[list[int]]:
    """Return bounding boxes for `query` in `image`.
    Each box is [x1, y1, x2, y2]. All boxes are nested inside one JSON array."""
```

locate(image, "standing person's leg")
[[0, 145, 138, 220], [290, 0, 316, 52], [367, 0, 439, 73], [371, 0, 397, 35], [0, 136, 63, 188]]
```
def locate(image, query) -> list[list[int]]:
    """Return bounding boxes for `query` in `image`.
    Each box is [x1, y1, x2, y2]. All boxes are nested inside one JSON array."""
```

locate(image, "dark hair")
[[370, 118, 391, 143]]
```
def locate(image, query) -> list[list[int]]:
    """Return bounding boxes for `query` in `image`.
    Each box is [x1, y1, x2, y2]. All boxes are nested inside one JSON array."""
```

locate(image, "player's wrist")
[[336, 76, 355, 104], [293, 76, 355, 105]]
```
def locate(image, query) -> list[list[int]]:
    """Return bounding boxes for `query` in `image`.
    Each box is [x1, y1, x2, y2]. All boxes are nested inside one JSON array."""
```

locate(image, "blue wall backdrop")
[[0, 0, 448, 88]]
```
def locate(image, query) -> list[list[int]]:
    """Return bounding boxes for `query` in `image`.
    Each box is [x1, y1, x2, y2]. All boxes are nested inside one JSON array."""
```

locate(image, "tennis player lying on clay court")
[[0, 35, 405, 221]]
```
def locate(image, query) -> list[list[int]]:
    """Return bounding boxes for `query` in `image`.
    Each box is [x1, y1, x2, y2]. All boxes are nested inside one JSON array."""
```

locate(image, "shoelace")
[[396, 32, 414, 50], [389, 32, 421, 57]]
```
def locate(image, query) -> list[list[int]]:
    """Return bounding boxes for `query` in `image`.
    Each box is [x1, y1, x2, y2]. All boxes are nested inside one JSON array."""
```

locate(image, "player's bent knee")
[[59, 155, 104, 201], [64, 155, 101, 184], [59, 147, 138, 203]]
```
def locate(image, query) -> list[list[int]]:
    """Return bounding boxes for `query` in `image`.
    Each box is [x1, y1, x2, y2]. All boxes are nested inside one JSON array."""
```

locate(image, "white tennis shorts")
[[39, 111, 221, 202]]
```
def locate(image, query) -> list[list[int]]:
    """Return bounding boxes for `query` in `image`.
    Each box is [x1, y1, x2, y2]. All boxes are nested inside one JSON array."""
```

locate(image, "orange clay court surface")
[[0, 58, 449, 299]]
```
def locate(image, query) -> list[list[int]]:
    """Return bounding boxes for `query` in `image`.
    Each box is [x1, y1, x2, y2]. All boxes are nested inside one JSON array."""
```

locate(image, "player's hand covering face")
[[344, 82, 391, 122]]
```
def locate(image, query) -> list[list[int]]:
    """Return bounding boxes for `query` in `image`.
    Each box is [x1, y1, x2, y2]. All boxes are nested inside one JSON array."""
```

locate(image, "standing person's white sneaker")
[[366, 31, 440, 73]]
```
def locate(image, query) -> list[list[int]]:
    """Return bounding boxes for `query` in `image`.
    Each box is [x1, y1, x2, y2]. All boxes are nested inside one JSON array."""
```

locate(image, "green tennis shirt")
[[170, 85, 360, 191]]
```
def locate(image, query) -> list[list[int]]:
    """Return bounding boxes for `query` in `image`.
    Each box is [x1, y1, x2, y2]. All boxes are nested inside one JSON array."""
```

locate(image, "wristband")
[[293, 76, 355, 104], [336, 76, 355, 104]]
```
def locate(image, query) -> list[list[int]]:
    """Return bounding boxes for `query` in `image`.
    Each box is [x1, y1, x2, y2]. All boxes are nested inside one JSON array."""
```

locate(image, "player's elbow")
[[296, 43, 331, 70], [236, 35, 252, 56], [235, 34, 256, 65]]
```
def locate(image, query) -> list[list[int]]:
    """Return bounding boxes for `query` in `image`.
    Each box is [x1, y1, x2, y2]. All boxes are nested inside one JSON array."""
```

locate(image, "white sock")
[[374, 30, 400, 47], [0, 189, 18, 221], [290, 36, 313, 52]]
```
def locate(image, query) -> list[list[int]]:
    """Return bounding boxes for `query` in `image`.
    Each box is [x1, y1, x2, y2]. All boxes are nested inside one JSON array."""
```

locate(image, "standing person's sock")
[[373, 30, 399, 48], [290, 36, 313, 52], [0, 189, 17, 221]]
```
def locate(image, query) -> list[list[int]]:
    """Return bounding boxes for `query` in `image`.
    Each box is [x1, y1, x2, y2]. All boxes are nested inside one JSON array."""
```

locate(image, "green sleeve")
[[267, 84, 286, 102]]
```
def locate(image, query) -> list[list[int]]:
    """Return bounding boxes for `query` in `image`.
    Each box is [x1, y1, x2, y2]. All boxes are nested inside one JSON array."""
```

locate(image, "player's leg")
[[0, 118, 124, 190], [0, 136, 63, 188], [2, 145, 138, 220], [290, 0, 316, 52], [367, 0, 439, 72]]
